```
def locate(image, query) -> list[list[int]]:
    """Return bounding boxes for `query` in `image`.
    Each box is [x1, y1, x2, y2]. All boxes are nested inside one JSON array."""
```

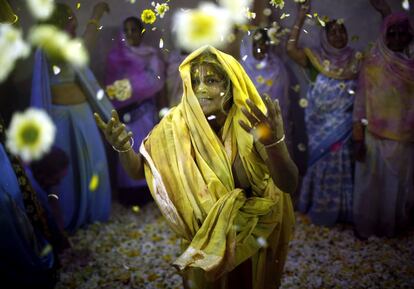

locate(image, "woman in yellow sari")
[[95, 46, 297, 289]]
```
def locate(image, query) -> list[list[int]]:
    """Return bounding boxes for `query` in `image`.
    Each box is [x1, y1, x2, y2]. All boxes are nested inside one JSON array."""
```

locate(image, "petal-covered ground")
[[56, 202, 414, 289]]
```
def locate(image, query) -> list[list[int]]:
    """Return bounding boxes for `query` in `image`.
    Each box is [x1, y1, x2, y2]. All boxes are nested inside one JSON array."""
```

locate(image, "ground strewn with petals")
[[56, 202, 414, 289]]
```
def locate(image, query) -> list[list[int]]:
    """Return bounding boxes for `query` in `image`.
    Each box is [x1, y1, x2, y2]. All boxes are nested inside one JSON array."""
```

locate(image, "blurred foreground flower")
[[141, 9, 156, 24], [29, 25, 88, 66], [26, 0, 55, 20], [106, 79, 132, 101], [6, 108, 56, 162], [173, 2, 232, 52], [219, 0, 253, 24], [0, 24, 30, 82]]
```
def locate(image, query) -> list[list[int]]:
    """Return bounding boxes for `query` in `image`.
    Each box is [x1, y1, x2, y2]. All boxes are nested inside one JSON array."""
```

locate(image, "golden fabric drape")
[[140, 46, 294, 289]]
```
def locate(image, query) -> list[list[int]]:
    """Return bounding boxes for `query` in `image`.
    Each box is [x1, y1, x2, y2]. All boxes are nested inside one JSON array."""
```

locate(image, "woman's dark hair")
[[325, 20, 347, 35], [123, 16, 144, 31], [253, 28, 270, 44]]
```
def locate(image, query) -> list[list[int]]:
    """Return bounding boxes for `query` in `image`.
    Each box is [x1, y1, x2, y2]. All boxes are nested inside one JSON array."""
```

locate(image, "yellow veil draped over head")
[[140, 46, 294, 289]]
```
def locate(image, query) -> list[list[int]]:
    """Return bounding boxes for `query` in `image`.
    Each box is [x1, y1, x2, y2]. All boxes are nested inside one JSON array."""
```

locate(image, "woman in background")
[[240, 28, 291, 150], [287, 0, 362, 226], [31, 2, 113, 232], [353, 0, 414, 238], [105, 16, 165, 204]]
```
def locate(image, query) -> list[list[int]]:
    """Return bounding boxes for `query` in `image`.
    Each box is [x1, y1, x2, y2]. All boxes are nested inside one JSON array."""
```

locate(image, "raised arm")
[[286, 0, 310, 68], [83, 2, 110, 54], [369, 0, 392, 18], [94, 110, 145, 180], [239, 97, 299, 195]]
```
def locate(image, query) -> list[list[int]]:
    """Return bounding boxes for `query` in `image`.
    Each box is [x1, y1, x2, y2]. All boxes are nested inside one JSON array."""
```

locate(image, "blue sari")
[[31, 50, 112, 232], [0, 144, 56, 288], [298, 73, 355, 226]]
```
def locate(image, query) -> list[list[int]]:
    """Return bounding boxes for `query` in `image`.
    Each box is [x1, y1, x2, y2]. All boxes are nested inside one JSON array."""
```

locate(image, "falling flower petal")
[[299, 98, 308, 108], [280, 13, 290, 19], [96, 89, 104, 100], [402, 0, 410, 10], [89, 174, 99, 192]]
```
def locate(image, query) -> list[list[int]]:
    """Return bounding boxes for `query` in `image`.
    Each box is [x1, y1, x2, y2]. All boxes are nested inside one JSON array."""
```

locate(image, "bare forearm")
[[118, 150, 145, 179], [260, 142, 299, 194], [286, 10, 308, 67]]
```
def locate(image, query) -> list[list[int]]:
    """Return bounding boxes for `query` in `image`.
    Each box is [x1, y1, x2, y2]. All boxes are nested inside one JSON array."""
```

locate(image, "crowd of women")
[[0, 0, 413, 288]]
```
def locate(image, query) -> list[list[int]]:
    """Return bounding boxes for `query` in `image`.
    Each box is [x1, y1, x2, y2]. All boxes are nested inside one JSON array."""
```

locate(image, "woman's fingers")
[[239, 120, 253, 133], [246, 99, 267, 123], [113, 124, 126, 140], [94, 113, 106, 131], [241, 107, 260, 127], [106, 117, 115, 136], [111, 109, 121, 124], [117, 131, 133, 148]]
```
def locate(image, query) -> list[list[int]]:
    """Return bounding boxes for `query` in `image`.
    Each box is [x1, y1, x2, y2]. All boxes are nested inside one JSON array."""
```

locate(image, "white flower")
[[62, 38, 88, 67], [267, 21, 289, 46], [244, 7, 256, 20], [173, 3, 233, 52], [0, 24, 30, 82], [151, 2, 170, 18], [269, 0, 284, 9], [6, 108, 56, 162], [218, 0, 253, 24], [26, 0, 55, 20], [29, 25, 89, 67]]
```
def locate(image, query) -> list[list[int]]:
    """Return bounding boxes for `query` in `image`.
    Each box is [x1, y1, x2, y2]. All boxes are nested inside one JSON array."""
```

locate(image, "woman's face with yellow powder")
[[191, 63, 229, 117]]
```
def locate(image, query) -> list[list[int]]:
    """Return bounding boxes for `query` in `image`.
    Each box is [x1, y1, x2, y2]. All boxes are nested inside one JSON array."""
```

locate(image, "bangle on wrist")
[[265, 134, 285, 149], [48, 193, 59, 200], [112, 136, 134, 153]]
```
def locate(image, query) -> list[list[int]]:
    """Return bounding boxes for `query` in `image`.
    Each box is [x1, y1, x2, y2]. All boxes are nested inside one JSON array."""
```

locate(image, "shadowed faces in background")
[[386, 20, 413, 52], [326, 21, 348, 49], [123, 17, 144, 47], [191, 58, 231, 117]]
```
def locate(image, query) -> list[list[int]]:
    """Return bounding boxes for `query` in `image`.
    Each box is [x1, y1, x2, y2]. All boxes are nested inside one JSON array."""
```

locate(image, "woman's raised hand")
[[239, 95, 285, 146], [94, 110, 133, 152], [91, 2, 110, 20]]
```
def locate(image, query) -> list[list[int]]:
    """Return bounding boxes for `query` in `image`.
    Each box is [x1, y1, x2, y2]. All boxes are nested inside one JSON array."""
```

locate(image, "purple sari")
[[105, 34, 166, 190]]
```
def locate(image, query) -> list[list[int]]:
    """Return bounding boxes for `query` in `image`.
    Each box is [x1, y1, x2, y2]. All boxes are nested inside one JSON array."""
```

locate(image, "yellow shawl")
[[140, 46, 294, 289]]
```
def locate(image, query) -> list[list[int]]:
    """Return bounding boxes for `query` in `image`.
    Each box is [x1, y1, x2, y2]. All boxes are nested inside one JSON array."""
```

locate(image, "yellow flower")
[[6, 108, 56, 162], [256, 75, 265, 84], [141, 9, 157, 24], [265, 79, 273, 87], [106, 84, 116, 99]]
